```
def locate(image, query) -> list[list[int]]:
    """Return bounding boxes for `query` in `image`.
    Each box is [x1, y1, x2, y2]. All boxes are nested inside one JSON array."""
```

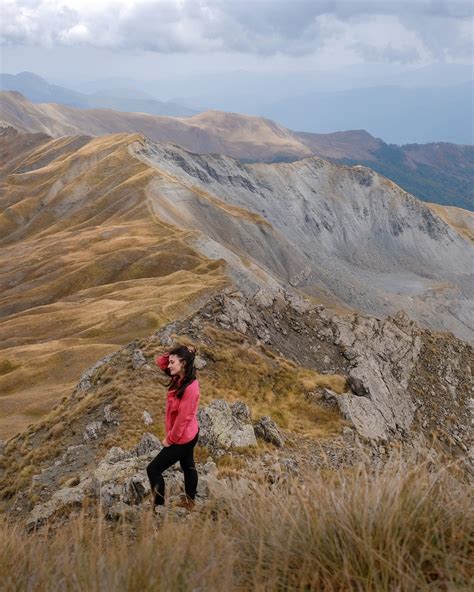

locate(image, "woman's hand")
[[187, 345, 196, 354], [163, 437, 171, 447]]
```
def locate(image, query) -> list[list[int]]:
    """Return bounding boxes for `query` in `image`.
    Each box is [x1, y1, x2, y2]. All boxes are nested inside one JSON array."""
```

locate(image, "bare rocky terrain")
[[135, 138, 474, 344]]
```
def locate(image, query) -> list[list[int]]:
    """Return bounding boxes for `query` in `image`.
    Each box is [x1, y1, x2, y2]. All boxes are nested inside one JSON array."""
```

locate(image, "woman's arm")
[[155, 353, 171, 376]]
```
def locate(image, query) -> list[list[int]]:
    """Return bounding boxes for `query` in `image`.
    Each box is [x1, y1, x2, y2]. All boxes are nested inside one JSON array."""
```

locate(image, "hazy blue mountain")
[[11, 66, 471, 144], [0, 72, 195, 117], [261, 83, 473, 145], [0, 71, 86, 106]]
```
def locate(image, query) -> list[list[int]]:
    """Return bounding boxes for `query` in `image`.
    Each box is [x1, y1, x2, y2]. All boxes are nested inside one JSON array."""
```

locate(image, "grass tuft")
[[0, 460, 471, 591]]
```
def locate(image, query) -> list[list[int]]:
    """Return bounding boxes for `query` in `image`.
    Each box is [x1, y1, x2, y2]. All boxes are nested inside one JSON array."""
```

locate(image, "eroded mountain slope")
[[134, 139, 474, 344]]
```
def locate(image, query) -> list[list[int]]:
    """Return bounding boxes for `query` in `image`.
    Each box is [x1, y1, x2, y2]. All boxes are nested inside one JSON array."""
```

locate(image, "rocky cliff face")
[[134, 139, 474, 344]]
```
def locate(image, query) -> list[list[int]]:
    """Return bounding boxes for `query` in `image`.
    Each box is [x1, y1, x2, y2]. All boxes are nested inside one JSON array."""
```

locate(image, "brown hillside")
[[0, 129, 229, 438], [0, 92, 311, 162]]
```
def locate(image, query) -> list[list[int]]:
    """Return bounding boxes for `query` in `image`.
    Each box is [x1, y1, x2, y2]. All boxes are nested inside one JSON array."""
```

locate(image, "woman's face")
[[168, 354, 185, 376]]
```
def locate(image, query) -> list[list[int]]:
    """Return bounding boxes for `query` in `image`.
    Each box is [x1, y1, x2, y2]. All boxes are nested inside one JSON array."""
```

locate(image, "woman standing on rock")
[[146, 344, 200, 511]]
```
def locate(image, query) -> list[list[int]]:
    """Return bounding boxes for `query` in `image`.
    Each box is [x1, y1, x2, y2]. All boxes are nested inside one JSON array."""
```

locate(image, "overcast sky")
[[1, 0, 472, 85]]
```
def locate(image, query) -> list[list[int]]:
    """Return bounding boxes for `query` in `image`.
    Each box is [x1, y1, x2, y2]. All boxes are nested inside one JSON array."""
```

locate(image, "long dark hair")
[[167, 345, 197, 399]]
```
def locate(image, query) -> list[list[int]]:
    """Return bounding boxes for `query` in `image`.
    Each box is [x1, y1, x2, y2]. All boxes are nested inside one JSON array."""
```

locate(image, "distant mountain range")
[[1, 90, 472, 210], [0, 71, 195, 117], [259, 82, 474, 146]]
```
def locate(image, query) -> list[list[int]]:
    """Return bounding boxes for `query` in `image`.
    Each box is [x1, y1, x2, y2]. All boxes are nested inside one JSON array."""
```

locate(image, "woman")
[[146, 344, 200, 511]]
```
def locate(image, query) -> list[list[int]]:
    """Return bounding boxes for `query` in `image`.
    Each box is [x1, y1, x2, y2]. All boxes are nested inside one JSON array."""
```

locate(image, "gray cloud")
[[352, 43, 421, 64], [1, 0, 472, 61]]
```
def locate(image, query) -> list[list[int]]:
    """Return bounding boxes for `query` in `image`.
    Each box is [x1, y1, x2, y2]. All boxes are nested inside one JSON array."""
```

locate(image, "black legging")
[[146, 430, 199, 505]]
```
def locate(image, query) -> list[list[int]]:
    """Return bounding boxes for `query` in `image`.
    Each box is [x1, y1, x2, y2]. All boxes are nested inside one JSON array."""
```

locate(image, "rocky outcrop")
[[27, 433, 163, 529], [27, 486, 89, 531], [329, 310, 421, 441], [26, 432, 251, 530], [197, 400, 257, 451], [194, 291, 472, 450]]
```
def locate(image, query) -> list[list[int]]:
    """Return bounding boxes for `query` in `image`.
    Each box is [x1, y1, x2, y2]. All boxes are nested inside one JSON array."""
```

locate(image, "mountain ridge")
[[0, 71, 195, 117], [1, 91, 472, 210]]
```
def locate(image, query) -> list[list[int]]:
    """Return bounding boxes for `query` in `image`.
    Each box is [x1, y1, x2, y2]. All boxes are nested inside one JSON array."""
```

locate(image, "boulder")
[[254, 416, 284, 447], [198, 400, 257, 450], [104, 404, 120, 425], [230, 401, 252, 423], [333, 312, 421, 441], [252, 288, 275, 309], [83, 421, 103, 441], [27, 486, 86, 531], [134, 432, 162, 456], [336, 395, 389, 442], [194, 355, 207, 370]]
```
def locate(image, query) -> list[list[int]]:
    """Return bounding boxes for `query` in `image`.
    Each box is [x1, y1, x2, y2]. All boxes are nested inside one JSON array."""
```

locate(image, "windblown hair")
[[167, 345, 197, 399]]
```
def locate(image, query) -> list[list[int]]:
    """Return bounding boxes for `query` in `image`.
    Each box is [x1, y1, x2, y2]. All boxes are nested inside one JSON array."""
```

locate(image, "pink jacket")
[[155, 353, 200, 445]]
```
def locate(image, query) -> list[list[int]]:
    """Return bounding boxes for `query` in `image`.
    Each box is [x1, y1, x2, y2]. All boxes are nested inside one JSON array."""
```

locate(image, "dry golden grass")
[[426, 202, 474, 242], [1, 461, 471, 591], [0, 133, 229, 438], [196, 326, 346, 439]]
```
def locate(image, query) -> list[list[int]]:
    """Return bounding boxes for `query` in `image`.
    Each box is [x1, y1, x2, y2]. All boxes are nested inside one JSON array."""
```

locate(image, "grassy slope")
[[0, 132, 229, 438]]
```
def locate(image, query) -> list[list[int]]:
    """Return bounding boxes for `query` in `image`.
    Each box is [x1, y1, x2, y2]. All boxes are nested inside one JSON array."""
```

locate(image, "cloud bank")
[[2, 0, 473, 62]]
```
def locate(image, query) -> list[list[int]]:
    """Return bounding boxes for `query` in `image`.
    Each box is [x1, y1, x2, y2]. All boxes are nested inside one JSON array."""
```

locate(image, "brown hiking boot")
[[173, 495, 196, 511]]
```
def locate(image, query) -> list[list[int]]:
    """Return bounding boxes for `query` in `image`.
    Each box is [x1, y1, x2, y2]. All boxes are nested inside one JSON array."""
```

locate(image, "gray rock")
[[280, 457, 299, 474], [194, 355, 207, 370], [254, 416, 284, 447], [198, 399, 257, 450], [104, 404, 120, 425], [132, 349, 147, 370], [122, 473, 150, 505], [83, 421, 103, 441], [231, 401, 252, 423], [92, 455, 151, 507], [337, 394, 389, 441], [320, 388, 340, 409], [333, 313, 421, 441], [157, 322, 176, 347], [134, 432, 162, 457], [103, 446, 130, 464], [77, 352, 117, 392], [201, 461, 218, 476], [27, 487, 86, 531], [142, 410, 153, 425], [252, 288, 275, 309], [347, 376, 370, 398], [222, 296, 253, 334]]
